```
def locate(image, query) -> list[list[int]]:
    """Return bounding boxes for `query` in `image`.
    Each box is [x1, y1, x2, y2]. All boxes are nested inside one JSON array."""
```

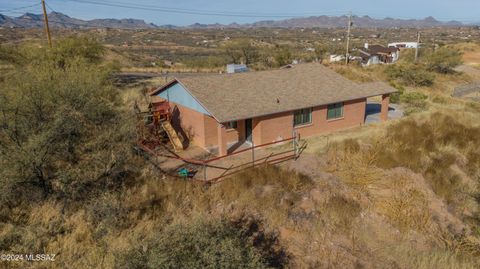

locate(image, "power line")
[[44, 1, 57, 13], [69, 0, 346, 17], [63, 0, 347, 18], [1, 1, 478, 23], [61, 0, 480, 22], [0, 3, 42, 13]]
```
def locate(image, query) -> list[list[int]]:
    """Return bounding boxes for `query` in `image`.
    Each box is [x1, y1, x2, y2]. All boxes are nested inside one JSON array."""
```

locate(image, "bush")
[[274, 45, 292, 67], [115, 217, 287, 269], [389, 82, 406, 104], [385, 63, 435, 87], [425, 47, 463, 74], [224, 39, 259, 65], [0, 38, 134, 206], [399, 91, 428, 115]]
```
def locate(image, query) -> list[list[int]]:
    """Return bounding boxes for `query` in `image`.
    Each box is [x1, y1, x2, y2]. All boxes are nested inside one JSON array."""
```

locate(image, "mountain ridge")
[[0, 12, 473, 29]]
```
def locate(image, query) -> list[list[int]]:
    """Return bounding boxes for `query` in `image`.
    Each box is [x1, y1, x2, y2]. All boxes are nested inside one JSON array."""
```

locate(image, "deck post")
[[381, 94, 390, 121]]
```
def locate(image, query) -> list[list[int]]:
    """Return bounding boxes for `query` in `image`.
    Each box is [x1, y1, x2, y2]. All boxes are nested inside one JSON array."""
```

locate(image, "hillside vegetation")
[[0, 38, 479, 269]]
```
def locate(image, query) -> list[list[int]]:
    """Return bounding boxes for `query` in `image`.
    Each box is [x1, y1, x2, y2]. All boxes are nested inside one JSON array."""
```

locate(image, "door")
[[245, 119, 253, 143]]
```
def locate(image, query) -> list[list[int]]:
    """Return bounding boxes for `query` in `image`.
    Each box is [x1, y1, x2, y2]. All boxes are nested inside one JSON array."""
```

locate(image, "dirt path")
[[456, 64, 480, 80]]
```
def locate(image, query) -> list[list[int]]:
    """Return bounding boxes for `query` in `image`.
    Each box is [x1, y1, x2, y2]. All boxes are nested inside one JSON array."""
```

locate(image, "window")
[[327, 103, 344, 120], [225, 121, 237, 129], [293, 108, 312, 127]]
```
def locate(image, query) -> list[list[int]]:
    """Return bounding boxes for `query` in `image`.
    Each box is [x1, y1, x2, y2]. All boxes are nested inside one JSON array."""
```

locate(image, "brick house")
[[150, 63, 396, 156]]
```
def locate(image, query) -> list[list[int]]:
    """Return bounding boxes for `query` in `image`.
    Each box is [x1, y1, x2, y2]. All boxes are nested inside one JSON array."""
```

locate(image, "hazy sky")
[[1, 0, 479, 26]]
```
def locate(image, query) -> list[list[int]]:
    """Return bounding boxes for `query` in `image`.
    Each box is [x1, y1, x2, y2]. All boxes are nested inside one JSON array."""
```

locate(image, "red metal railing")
[[136, 135, 307, 184]]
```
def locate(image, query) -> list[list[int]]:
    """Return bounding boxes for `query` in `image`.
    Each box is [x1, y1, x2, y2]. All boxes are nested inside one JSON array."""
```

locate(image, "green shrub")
[[274, 45, 292, 67], [400, 91, 428, 103], [389, 82, 406, 104], [399, 91, 428, 115], [0, 38, 134, 206], [425, 47, 463, 74], [115, 217, 287, 269], [385, 64, 435, 87]]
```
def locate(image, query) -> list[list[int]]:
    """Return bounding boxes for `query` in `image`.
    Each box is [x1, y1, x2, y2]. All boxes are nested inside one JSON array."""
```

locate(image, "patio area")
[[365, 101, 404, 124]]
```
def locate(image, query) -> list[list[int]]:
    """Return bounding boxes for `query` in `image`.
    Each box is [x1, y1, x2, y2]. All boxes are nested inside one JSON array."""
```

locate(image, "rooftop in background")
[[151, 63, 397, 122], [359, 44, 399, 55]]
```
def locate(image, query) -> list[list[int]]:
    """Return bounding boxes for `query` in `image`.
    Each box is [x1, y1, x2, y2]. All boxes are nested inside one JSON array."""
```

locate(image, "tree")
[[224, 39, 259, 65], [0, 38, 133, 206], [274, 46, 292, 67], [314, 45, 328, 61]]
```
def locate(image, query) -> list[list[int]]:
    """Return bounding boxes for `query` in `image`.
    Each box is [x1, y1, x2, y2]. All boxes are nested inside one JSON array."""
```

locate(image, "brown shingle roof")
[[359, 45, 399, 56], [152, 63, 397, 123]]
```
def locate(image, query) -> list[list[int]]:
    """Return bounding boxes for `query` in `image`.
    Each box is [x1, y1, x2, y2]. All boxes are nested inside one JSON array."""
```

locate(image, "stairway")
[[161, 121, 183, 152]]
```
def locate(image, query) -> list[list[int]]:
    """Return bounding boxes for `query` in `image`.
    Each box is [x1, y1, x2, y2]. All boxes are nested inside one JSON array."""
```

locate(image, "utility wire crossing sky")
[[1, 0, 479, 26]]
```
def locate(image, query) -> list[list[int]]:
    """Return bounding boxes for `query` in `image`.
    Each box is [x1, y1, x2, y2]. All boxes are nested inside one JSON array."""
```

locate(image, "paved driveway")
[[365, 102, 404, 124]]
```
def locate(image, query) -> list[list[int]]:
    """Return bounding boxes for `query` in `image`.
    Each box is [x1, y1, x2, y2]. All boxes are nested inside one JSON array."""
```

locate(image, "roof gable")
[[153, 81, 212, 116]]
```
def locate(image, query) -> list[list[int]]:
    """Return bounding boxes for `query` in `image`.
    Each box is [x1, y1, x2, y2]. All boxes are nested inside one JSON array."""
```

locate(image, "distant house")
[[150, 63, 396, 155], [388, 42, 419, 49], [359, 43, 400, 66], [226, 64, 249, 74]]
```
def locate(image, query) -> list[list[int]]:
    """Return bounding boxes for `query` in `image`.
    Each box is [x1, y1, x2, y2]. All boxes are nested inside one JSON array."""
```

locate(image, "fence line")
[[136, 133, 307, 184]]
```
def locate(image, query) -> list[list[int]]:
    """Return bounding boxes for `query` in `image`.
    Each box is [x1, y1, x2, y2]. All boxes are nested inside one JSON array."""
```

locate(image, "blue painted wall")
[[156, 82, 211, 116]]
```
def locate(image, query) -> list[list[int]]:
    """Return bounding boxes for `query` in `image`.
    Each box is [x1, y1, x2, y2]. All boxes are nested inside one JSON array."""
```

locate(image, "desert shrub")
[[385, 63, 435, 87], [399, 91, 428, 115], [115, 216, 287, 269], [374, 113, 479, 203], [0, 38, 134, 206], [274, 45, 293, 66], [327, 139, 384, 191], [53, 36, 105, 66], [425, 47, 463, 74], [378, 187, 431, 232], [389, 82, 406, 104], [321, 196, 361, 231], [224, 39, 259, 65]]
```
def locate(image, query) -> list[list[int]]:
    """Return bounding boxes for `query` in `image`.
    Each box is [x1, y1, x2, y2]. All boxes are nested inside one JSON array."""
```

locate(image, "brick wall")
[[294, 98, 366, 140], [170, 103, 206, 148], [252, 98, 367, 145], [173, 98, 367, 150], [253, 111, 294, 145]]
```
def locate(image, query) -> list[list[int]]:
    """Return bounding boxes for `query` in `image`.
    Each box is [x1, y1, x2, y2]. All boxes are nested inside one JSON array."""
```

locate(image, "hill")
[[0, 12, 470, 29], [245, 15, 464, 28], [0, 12, 156, 29]]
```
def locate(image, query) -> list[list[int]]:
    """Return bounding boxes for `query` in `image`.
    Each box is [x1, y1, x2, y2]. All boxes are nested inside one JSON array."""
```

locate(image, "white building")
[[388, 42, 420, 49], [329, 54, 345, 63]]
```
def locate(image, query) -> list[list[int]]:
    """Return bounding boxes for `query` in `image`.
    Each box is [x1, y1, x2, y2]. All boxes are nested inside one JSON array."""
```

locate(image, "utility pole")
[[345, 12, 352, 65], [41, 0, 53, 48], [414, 31, 420, 63]]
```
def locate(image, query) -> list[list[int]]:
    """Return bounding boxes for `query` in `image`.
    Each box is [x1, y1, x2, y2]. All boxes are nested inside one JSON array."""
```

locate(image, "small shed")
[[226, 64, 249, 74]]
